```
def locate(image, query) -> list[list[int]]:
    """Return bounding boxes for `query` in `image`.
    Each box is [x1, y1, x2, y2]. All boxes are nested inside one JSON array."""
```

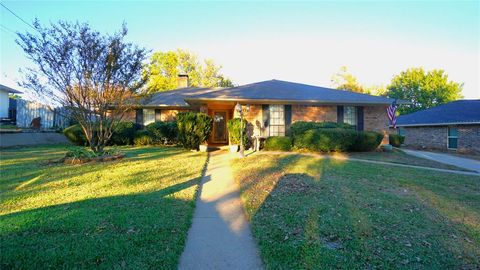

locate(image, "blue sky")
[[1, 1, 479, 98]]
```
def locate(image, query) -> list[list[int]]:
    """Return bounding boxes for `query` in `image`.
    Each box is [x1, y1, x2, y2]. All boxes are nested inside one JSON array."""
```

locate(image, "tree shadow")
[[0, 175, 203, 269], [234, 153, 480, 269], [1, 146, 205, 202]]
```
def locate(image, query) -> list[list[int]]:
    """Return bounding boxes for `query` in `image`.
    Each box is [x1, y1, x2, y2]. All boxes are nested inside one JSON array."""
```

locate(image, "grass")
[[232, 153, 480, 269], [0, 144, 207, 269], [339, 149, 470, 171], [0, 124, 21, 132]]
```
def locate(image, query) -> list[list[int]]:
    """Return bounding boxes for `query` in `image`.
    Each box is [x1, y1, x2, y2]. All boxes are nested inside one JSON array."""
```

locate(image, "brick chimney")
[[177, 74, 189, 88]]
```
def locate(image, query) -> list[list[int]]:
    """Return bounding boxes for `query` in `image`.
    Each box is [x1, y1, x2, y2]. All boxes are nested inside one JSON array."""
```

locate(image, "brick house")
[[127, 77, 399, 146], [396, 100, 480, 154]]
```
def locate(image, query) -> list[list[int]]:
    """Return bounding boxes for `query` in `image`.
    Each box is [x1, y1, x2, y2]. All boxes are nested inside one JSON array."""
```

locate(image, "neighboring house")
[[0, 84, 22, 119], [397, 100, 480, 154], [127, 77, 400, 146]]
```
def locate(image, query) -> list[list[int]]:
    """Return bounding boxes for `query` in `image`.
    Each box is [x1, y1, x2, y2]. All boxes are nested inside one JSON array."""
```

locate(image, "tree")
[[386, 68, 463, 114], [331, 66, 365, 93], [143, 49, 233, 93], [17, 20, 147, 153]]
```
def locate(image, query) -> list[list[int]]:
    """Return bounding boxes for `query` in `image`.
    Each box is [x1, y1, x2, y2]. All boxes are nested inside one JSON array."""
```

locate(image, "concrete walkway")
[[402, 149, 480, 173], [178, 150, 263, 270]]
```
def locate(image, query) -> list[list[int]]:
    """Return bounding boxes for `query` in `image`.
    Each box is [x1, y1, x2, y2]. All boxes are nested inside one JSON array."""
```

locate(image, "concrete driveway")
[[402, 149, 480, 173]]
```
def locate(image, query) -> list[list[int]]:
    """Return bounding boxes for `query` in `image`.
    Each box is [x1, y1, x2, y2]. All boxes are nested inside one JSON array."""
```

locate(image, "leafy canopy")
[[331, 66, 365, 93], [331, 66, 386, 95], [16, 20, 147, 153], [386, 68, 463, 114], [143, 49, 233, 93]]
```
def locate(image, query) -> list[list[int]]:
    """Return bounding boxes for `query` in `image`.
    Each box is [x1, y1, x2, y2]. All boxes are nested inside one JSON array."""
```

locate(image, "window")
[[447, 127, 458, 149], [269, 105, 285, 136], [398, 127, 405, 136], [344, 106, 357, 127], [143, 109, 155, 126]]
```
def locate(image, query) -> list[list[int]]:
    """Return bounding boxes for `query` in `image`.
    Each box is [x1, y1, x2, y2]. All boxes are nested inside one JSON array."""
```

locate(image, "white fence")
[[15, 99, 68, 128]]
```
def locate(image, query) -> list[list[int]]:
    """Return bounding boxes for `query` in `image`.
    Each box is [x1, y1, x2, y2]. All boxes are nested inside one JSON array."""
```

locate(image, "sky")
[[1, 0, 479, 99]]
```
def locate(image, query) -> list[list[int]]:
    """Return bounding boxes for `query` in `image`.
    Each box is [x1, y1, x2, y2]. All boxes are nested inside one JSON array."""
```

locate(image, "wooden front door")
[[212, 111, 228, 143]]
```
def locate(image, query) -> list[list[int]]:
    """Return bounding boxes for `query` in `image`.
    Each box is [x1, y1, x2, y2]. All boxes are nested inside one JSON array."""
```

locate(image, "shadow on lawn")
[[0, 174, 204, 270], [0, 146, 197, 197], [236, 154, 480, 269]]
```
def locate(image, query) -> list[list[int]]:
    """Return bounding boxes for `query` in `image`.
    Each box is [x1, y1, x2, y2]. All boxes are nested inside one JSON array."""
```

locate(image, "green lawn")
[[232, 153, 480, 269], [346, 149, 471, 171], [0, 145, 207, 269]]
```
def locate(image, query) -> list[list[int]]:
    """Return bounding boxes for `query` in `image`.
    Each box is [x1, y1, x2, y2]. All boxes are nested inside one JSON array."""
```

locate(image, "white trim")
[[396, 122, 480, 127]]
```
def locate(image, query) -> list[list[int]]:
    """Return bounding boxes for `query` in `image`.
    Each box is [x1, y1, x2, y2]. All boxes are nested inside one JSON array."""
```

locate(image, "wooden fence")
[[15, 99, 68, 129]]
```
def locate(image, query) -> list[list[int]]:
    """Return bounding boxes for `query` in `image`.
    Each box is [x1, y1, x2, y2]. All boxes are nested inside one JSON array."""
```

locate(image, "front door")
[[212, 111, 227, 143]]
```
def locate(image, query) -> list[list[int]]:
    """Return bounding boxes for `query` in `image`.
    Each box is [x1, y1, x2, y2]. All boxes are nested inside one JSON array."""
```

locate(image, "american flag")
[[387, 100, 398, 128]]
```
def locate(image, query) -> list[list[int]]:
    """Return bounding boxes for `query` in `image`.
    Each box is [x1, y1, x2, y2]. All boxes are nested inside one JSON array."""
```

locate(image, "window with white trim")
[[344, 106, 357, 127], [143, 109, 155, 126], [269, 105, 285, 136], [447, 127, 458, 149]]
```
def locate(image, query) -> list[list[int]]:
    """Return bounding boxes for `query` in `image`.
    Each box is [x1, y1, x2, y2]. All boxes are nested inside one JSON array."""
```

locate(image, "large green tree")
[[386, 68, 463, 114], [143, 49, 233, 93]]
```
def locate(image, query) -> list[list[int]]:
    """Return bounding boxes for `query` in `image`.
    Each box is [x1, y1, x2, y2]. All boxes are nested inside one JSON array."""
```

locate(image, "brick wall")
[[160, 109, 188, 121], [364, 105, 390, 144], [458, 125, 480, 154], [122, 110, 136, 122], [234, 105, 263, 137], [403, 126, 447, 150], [292, 105, 337, 122], [402, 125, 479, 154]]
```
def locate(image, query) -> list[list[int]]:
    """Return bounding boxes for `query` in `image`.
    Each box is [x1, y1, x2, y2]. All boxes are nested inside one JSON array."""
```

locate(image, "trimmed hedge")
[[294, 128, 357, 152], [227, 118, 249, 146], [389, 134, 405, 147], [63, 124, 87, 146], [351, 131, 384, 152], [290, 121, 354, 138], [110, 121, 136, 145], [177, 112, 213, 150], [264, 136, 292, 151], [134, 130, 154, 146], [146, 121, 178, 145]]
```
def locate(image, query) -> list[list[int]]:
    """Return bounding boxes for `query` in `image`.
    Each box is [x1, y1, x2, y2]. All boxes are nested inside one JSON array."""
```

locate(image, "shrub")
[[264, 136, 292, 151], [134, 130, 154, 146], [227, 118, 249, 146], [110, 121, 136, 145], [351, 131, 384, 152], [65, 122, 136, 146], [63, 124, 87, 146], [290, 121, 354, 138], [293, 128, 357, 152], [177, 112, 213, 150], [65, 147, 97, 159], [389, 134, 405, 147], [146, 121, 178, 145], [65, 146, 122, 159]]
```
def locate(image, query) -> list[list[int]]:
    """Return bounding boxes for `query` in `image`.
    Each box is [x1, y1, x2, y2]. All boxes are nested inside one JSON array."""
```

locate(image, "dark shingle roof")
[[397, 100, 480, 126], [185, 79, 397, 105], [142, 87, 221, 107]]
